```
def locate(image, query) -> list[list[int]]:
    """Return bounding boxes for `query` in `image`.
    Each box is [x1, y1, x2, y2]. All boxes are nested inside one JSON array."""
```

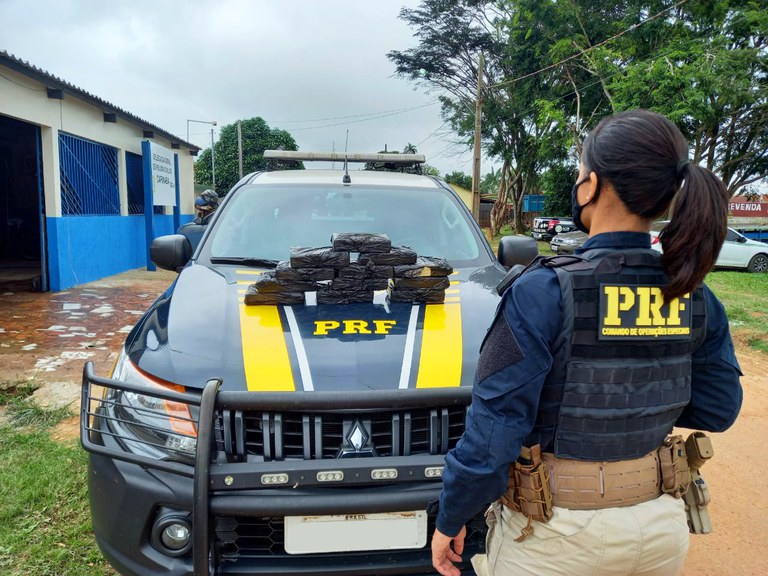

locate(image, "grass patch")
[[705, 270, 768, 354], [6, 401, 71, 428], [0, 426, 115, 576], [0, 379, 38, 406]]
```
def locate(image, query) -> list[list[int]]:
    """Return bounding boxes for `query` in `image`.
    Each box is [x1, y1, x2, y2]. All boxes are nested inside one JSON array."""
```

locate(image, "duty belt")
[[540, 451, 662, 509], [500, 436, 704, 541]]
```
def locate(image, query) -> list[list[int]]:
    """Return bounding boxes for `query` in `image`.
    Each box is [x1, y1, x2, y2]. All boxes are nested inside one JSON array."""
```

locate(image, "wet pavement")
[[0, 268, 178, 392]]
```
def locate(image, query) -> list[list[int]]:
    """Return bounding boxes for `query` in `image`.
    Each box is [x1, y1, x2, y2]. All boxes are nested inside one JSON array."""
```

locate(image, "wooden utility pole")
[[237, 121, 243, 179], [471, 54, 484, 221]]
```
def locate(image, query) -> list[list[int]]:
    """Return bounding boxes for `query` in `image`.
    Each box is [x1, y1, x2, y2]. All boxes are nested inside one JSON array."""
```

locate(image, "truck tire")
[[747, 253, 768, 273]]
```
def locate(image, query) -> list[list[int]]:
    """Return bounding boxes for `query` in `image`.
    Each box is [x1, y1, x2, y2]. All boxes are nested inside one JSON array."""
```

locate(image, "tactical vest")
[[523, 248, 707, 461]]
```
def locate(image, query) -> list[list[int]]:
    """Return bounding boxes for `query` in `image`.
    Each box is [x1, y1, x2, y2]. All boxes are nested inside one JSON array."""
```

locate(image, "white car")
[[651, 224, 768, 273]]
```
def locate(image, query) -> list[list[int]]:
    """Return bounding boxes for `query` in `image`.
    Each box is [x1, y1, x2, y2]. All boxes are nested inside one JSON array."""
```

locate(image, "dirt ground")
[[0, 267, 765, 575]]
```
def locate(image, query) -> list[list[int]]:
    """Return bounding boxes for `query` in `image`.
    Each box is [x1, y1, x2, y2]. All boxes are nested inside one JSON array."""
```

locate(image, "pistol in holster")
[[683, 431, 714, 534], [499, 444, 553, 542]]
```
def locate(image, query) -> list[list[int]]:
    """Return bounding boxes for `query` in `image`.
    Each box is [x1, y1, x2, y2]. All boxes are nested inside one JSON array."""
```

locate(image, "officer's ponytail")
[[582, 109, 729, 301], [659, 163, 728, 300]]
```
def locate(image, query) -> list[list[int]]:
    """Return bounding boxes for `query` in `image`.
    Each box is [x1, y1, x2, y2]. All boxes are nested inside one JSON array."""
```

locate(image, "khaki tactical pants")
[[472, 495, 689, 576]]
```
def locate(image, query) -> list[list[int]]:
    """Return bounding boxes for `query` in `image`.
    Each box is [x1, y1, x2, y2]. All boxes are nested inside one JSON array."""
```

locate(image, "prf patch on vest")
[[598, 284, 693, 340]]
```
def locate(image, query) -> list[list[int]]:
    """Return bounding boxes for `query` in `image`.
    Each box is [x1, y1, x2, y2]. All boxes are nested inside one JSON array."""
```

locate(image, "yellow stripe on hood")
[[416, 301, 463, 388], [239, 304, 296, 391]]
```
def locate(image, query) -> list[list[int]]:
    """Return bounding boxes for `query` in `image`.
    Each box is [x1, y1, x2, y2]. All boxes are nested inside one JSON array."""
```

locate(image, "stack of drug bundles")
[[243, 248, 342, 305], [244, 232, 453, 305], [389, 256, 453, 303], [317, 233, 398, 304]]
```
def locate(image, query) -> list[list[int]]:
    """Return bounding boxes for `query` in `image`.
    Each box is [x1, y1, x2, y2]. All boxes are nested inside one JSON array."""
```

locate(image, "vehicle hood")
[[125, 263, 506, 392]]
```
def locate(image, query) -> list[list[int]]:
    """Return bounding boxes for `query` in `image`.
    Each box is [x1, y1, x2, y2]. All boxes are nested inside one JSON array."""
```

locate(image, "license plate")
[[284, 511, 427, 555], [532, 232, 544, 239], [550, 244, 558, 252]]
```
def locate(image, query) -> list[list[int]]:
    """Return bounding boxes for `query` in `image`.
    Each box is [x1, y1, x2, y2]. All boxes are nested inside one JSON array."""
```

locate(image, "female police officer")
[[432, 109, 743, 576]]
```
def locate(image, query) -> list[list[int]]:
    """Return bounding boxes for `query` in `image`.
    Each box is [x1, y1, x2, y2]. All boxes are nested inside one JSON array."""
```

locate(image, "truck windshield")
[[203, 184, 490, 267]]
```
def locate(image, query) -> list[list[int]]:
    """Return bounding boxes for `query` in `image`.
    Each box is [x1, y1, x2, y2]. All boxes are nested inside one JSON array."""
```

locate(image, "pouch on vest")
[[499, 444, 553, 541]]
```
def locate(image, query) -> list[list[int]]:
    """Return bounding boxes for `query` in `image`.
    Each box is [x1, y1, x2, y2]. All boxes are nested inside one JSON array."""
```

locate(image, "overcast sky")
[[1, 0, 481, 177]]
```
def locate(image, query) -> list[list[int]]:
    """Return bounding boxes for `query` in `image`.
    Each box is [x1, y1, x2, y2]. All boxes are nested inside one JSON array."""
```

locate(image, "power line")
[[281, 102, 439, 131], [268, 101, 440, 124], [488, 0, 691, 91]]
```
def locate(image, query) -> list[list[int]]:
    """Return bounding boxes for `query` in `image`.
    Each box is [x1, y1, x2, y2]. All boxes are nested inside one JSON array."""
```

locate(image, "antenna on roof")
[[342, 130, 351, 185]]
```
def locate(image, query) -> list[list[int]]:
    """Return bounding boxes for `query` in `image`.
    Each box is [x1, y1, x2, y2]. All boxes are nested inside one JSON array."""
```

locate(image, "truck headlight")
[[106, 349, 198, 460]]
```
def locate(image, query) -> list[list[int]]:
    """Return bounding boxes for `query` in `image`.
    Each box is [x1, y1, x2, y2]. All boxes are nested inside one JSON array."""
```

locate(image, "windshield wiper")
[[210, 257, 279, 268]]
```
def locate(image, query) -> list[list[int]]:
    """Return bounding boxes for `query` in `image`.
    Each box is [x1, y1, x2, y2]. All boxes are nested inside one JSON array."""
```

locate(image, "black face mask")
[[571, 176, 599, 233]]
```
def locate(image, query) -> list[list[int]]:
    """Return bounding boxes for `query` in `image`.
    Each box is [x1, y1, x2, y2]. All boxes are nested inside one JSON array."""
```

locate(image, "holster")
[[683, 432, 714, 534], [500, 444, 553, 541], [658, 435, 691, 498]]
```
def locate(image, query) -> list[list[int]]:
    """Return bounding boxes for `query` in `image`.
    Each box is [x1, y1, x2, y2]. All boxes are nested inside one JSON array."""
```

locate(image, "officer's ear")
[[586, 171, 599, 201]]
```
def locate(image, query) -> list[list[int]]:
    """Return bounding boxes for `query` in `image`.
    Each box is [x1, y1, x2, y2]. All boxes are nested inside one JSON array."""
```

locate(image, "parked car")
[[549, 223, 768, 272], [550, 230, 588, 254], [651, 224, 768, 273], [80, 150, 538, 576], [532, 216, 576, 241]]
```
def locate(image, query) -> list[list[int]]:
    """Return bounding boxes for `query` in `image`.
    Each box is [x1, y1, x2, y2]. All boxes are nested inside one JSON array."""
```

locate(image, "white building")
[[0, 50, 199, 291]]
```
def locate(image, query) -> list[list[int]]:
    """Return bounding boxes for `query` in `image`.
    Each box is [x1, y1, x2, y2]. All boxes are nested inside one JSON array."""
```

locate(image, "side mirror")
[[151, 235, 193, 272], [498, 235, 538, 268]]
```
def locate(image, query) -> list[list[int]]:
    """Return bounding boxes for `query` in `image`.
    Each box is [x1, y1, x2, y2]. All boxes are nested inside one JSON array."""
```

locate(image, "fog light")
[[161, 523, 190, 551], [371, 468, 398, 480], [261, 473, 290, 485], [151, 514, 192, 556], [425, 466, 444, 478], [317, 470, 344, 482]]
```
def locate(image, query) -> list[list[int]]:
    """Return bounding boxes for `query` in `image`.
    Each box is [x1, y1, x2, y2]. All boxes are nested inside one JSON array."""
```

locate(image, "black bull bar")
[[80, 362, 473, 576]]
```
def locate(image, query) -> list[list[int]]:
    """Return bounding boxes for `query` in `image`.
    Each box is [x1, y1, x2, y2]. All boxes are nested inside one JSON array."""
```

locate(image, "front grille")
[[213, 511, 487, 560], [215, 406, 466, 462]]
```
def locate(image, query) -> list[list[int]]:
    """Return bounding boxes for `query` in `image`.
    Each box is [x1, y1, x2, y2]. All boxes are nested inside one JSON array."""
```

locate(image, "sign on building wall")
[[729, 196, 768, 218], [147, 141, 177, 206]]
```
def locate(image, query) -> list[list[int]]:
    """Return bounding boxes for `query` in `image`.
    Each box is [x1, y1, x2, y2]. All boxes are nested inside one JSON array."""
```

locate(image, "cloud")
[[1, 0, 480, 177]]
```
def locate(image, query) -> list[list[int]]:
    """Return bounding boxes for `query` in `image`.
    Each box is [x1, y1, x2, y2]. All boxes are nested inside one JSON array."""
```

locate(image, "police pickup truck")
[[80, 151, 536, 576]]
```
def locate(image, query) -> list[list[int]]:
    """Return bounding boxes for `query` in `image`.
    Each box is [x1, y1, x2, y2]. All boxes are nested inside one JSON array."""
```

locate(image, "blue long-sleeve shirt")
[[436, 232, 743, 536]]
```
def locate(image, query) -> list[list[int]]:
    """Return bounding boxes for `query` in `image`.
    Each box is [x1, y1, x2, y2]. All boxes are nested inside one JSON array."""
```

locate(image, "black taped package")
[[337, 262, 394, 279], [290, 246, 351, 268], [336, 263, 368, 279], [316, 287, 374, 304], [394, 256, 453, 278], [364, 264, 395, 278], [363, 278, 391, 291], [251, 271, 317, 293], [389, 289, 446, 304], [274, 261, 335, 281], [358, 246, 418, 266], [331, 232, 392, 254], [393, 276, 450, 290], [244, 287, 305, 306], [331, 277, 364, 291]]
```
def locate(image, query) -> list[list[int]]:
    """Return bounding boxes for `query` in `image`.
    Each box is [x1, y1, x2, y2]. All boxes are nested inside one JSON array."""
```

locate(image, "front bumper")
[[81, 363, 486, 576]]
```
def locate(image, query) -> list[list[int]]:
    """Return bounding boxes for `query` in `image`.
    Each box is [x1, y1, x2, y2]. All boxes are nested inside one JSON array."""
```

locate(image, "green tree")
[[390, 0, 767, 233], [607, 1, 767, 195], [389, 1, 588, 235], [444, 171, 473, 189], [195, 117, 301, 194], [541, 164, 578, 218]]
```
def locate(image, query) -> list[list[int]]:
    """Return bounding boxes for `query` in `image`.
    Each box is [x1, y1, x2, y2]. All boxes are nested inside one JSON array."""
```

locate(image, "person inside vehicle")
[[431, 109, 743, 576], [177, 189, 219, 251]]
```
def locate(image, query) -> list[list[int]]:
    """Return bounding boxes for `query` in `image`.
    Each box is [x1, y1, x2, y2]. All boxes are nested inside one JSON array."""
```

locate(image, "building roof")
[[0, 50, 199, 152]]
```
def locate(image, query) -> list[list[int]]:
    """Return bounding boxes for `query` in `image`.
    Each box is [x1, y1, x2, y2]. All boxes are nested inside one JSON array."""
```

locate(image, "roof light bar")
[[264, 150, 426, 165]]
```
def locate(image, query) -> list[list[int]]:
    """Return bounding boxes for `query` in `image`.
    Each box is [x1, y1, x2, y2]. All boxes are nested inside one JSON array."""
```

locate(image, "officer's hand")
[[432, 526, 466, 576]]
